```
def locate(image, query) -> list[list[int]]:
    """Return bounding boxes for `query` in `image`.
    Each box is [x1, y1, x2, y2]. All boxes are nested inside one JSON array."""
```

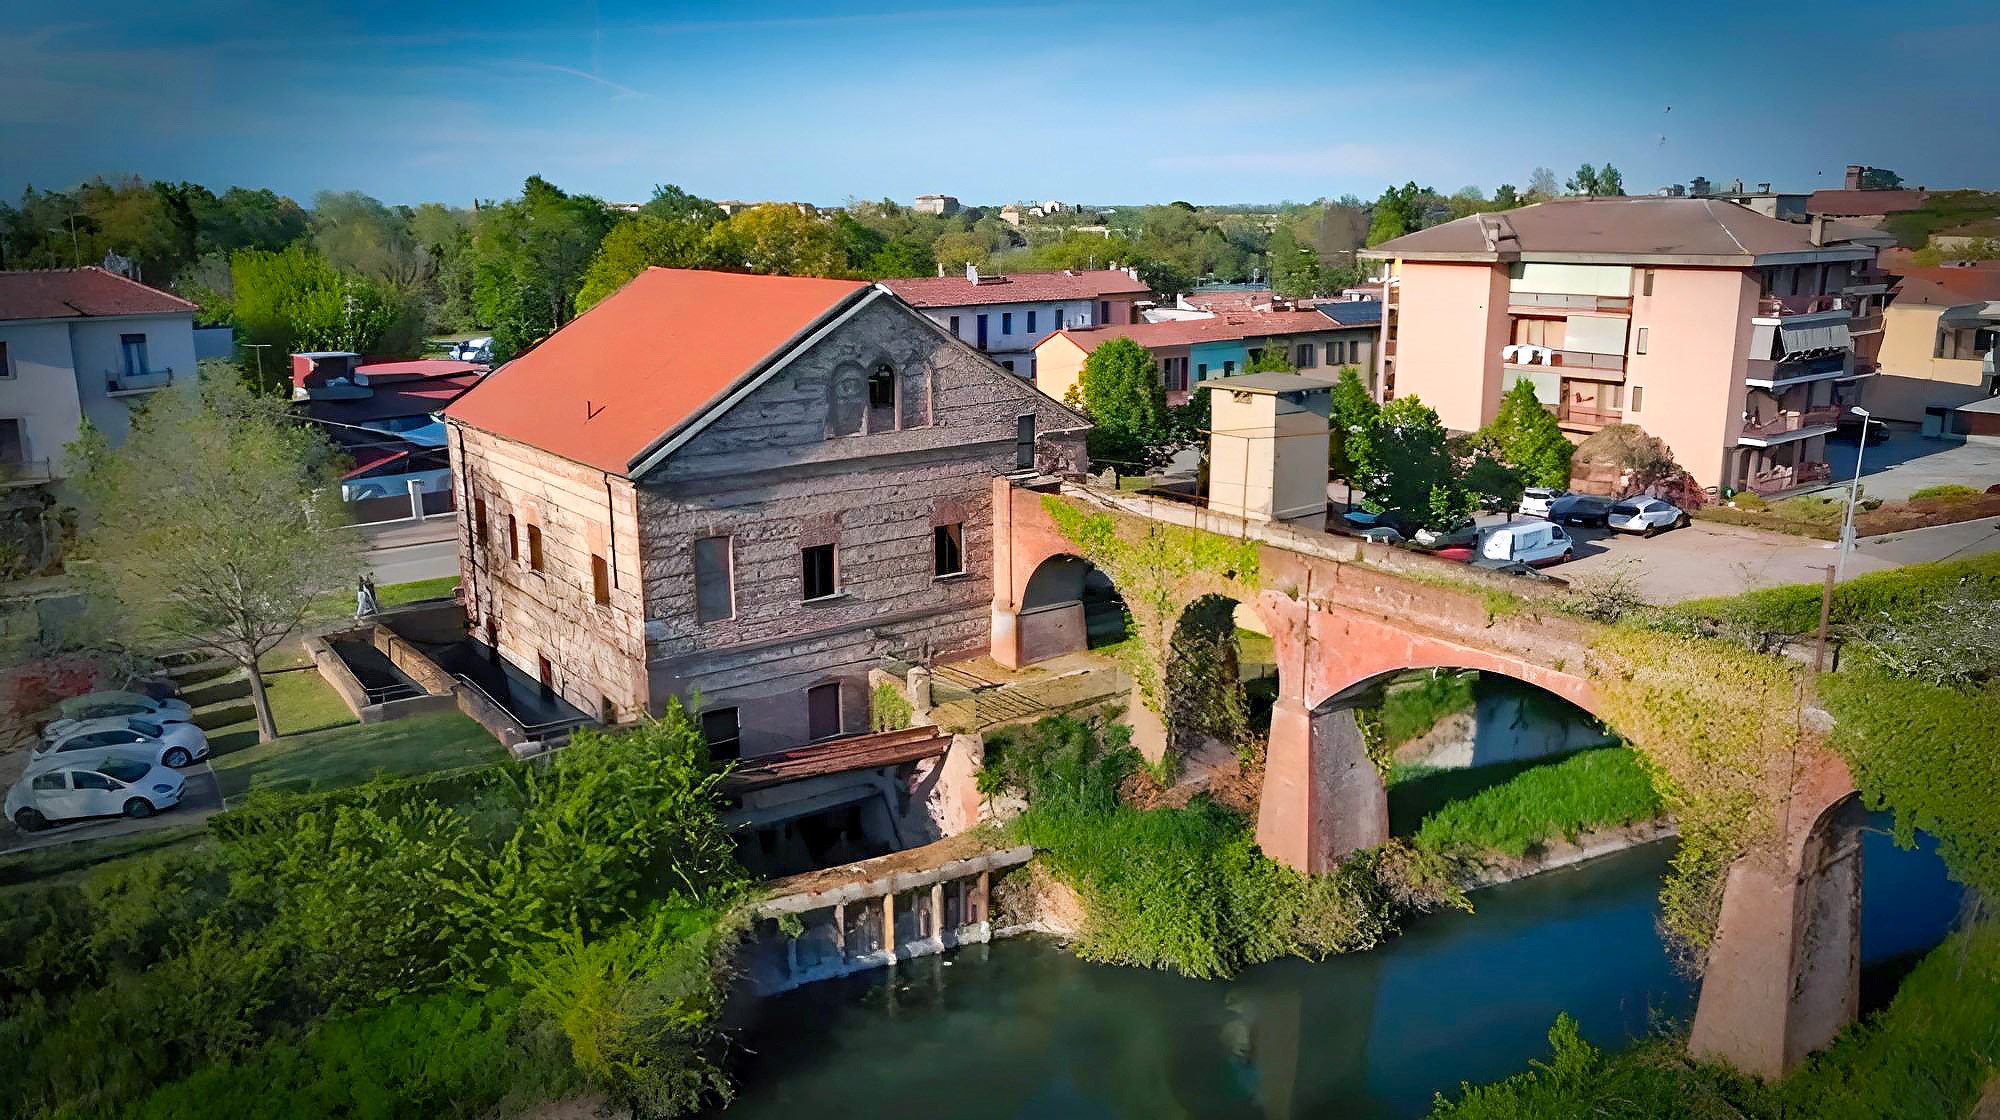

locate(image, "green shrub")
[[1666, 552, 2000, 635], [1412, 747, 1665, 861], [1729, 490, 1768, 510], [1907, 483, 1980, 502], [870, 680, 913, 731]]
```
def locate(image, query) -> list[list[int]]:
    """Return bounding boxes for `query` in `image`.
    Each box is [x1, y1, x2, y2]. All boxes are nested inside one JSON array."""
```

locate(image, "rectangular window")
[[1053, 310, 1064, 330], [590, 554, 610, 605], [701, 707, 741, 760], [1642, 269, 1655, 297], [1196, 363, 1208, 381], [508, 515, 519, 560], [694, 535, 734, 622], [949, 314, 960, 337], [1026, 310, 1037, 334], [1002, 312, 1013, 334], [526, 524, 544, 571], [474, 498, 488, 547], [934, 523, 965, 577], [0, 340, 11, 378], [1631, 386, 1644, 413], [1098, 299, 1111, 324], [976, 314, 988, 349], [1295, 343, 1316, 368], [802, 543, 837, 601], [119, 333, 148, 375], [1635, 326, 1649, 355], [807, 682, 842, 741], [1014, 414, 1035, 470], [1223, 360, 1235, 375]]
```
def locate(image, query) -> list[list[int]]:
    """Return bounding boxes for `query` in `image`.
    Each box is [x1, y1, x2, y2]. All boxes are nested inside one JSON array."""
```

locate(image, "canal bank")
[[718, 823, 1964, 1119]]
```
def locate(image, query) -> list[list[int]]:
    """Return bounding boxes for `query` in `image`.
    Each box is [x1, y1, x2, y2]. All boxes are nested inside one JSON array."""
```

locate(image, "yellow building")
[[1866, 264, 2000, 433], [1201, 372, 1334, 524]]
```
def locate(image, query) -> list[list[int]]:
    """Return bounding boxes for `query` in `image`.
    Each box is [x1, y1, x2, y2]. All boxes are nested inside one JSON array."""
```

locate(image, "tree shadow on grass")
[[1386, 750, 1589, 839], [182, 678, 250, 708]]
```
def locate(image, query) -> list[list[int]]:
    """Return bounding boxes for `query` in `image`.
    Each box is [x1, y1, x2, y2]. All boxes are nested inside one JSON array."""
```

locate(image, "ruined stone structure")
[[991, 478, 1866, 1079], [444, 269, 1085, 755]]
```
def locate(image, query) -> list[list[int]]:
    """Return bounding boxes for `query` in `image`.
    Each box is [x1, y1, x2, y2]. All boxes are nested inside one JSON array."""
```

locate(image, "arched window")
[[866, 362, 897, 432], [828, 363, 865, 436]]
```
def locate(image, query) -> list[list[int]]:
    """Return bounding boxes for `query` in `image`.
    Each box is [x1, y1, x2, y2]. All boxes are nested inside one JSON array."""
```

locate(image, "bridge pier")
[[1689, 755, 1862, 1079], [1255, 698, 1388, 873]]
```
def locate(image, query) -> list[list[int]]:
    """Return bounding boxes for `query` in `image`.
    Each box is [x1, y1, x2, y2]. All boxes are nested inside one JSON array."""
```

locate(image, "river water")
[[722, 825, 1963, 1119]]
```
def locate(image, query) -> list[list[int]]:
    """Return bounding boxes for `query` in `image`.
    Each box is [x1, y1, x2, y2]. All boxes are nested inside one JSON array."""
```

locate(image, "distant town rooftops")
[[1892, 263, 2000, 307], [1363, 197, 1893, 265], [880, 267, 1150, 308], [1049, 309, 1358, 350], [0, 267, 198, 321]]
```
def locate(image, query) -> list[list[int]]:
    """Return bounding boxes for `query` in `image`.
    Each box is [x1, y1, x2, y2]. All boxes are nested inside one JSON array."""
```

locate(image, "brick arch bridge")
[[989, 477, 1862, 1079]]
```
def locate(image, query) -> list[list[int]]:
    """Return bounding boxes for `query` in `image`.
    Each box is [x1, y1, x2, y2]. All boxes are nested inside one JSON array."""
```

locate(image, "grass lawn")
[[307, 575, 460, 623], [1411, 746, 1664, 861], [196, 666, 360, 757], [210, 710, 503, 803]]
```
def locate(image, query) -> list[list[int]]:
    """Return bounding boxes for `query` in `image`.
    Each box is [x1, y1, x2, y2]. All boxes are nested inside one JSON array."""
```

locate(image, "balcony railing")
[[1848, 311, 1884, 334], [1557, 403, 1623, 429], [1500, 346, 1626, 376], [1507, 292, 1633, 313], [1741, 405, 1841, 440], [1843, 268, 1890, 291], [1745, 460, 1832, 495], [106, 367, 175, 396], [1755, 294, 1849, 318], [1746, 355, 1848, 386]]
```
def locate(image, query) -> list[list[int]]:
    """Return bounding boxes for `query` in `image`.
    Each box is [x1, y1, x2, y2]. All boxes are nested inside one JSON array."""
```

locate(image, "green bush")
[[870, 680, 913, 731], [1692, 505, 1839, 539], [1666, 552, 2000, 635], [1412, 747, 1665, 861], [1908, 483, 1981, 502], [1728, 490, 1768, 511]]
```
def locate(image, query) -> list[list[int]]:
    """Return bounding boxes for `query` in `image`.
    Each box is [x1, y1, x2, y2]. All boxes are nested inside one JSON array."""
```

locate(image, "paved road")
[[1807, 431, 2000, 502], [359, 518, 459, 584], [0, 762, 223, 854]]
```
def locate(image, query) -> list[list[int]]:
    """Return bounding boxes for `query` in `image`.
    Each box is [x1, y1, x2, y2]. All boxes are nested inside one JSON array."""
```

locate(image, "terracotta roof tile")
[[1365, 197, 1890, 263], [881, 268, 1150, 308], [1892, 264, 2000, 306], [443, 268, 869, 474], [0, 267, 198, 320]]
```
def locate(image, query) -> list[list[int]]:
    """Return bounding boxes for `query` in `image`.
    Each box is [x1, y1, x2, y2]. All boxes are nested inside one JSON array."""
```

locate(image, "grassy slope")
[[1411, 747, 1664, 860], [211, 711, 501, 802]]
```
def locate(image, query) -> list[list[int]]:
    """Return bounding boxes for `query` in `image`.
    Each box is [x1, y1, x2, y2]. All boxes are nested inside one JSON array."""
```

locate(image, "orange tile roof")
[[0, 266, 198, 320], [1892, 264, 2000, 306], [443, 268, 869, 474]]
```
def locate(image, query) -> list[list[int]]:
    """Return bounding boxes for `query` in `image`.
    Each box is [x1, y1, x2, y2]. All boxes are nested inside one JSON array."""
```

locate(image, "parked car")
[[1476, 520, 1574, 567], [1830, 410, 1889, 443], [1414, 517, 1478, 550], [7, 751, 185, 831], [1607, 497, 1688, 537], [1340, 509, 1416, 538], [1547, 494, 1614, 528], [47, 691, 192, 738], [1519, 487, 1569, 519], [32, 715, 210, 771]]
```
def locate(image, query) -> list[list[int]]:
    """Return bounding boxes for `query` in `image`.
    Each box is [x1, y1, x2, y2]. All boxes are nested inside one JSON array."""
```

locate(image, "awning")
[[1779, 320, 1851, 356], [1938, 301, 2000, 328]]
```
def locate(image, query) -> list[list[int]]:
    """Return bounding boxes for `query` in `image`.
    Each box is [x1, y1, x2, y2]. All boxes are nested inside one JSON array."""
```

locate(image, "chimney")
[[965, 262, 979, 284], [1845, 164, 1865, 190], [1810, 214, 1829, 247]]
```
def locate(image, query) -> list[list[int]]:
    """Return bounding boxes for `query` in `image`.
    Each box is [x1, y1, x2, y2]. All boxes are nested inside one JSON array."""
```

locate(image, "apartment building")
[[1867, 263, 2000, 432], [0, 267, 200, 482], [881, 266, 1153, 378], [1362, 198, 1895, 494], [1033, 308, 1378, 406], [441, 267, 1085, 755]]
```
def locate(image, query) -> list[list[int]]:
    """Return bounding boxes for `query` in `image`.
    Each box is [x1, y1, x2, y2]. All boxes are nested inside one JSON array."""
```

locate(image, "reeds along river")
[[716, 822, 1963, 1119]]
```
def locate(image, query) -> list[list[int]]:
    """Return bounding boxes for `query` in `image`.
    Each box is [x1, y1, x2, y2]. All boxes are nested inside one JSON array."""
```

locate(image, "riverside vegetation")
[[0, 704, 747, 1120]]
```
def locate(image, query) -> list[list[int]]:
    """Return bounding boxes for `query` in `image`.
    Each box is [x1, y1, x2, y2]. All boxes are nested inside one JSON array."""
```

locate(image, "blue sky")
[[6, 0, 1997, 208]]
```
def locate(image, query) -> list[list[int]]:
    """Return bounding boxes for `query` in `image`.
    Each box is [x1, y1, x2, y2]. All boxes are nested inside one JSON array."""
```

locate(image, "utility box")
[[1201, 372, 1335, 523]]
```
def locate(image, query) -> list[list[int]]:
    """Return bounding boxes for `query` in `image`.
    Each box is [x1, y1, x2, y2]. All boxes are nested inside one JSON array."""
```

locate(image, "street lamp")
[[1835, 406, 1871, 579]]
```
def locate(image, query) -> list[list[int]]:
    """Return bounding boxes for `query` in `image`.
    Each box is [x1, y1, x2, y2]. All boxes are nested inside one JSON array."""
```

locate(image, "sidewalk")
[[358, 517, 456, 549]]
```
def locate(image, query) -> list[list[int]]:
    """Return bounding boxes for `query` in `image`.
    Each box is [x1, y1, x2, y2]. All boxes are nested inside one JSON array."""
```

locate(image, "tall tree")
[[1477, 377, 1576, 489], [1267, 227, 1321, 298], [640, 183, 723, 226], [1526, 167, 1560, 201], [69, 373, 360, 742], [1350, 394, 1468, 529], [1075, 337, 1171, 470], [229, 245, 423, 377], [575, 213, 717, 311], [470, 176, 616, 358], [705, 204, 846, 277], [1327, 365, 1378, 504], [311, 190, 433, 293]]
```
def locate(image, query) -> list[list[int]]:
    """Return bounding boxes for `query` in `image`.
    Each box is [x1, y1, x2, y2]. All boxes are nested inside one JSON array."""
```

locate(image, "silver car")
[[1519, 487, 1569, 519], [33, 715, 211, 771], [7, 750, 186, 831], [46, 691, 193, 740], [1607, 497, 1688, 536]]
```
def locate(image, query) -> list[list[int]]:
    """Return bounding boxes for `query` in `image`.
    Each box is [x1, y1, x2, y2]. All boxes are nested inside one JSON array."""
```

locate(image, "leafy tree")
[[865, 237, 936, 278], [1477, 378, 1575, 489], [703, 204, 846, 277], [195, 187, 309, 257], [1493, 184, 1520, 209], [1243, 342, 1296, 373], [1596, 165, 1625, 196], [1566, 163, 1625, 197], [68, 374, 360, 742], [1076, 336, 1171, 469], [469, 176, 616, 359], [311, 190, 433, 293], [832, 213, 887, 273], [409, 202, 477, 329], [931, 229, 990, 273], [575, 214, 716, 312], [639, 183, 723, 227], [229, 245, 423, 376], [1526, 167, 1560, 201], [1327, 365, 1378, 501], [1352, 394, 1468, 529], [1267, 227, 1321, 298], [1365, 181, 1437, 247]]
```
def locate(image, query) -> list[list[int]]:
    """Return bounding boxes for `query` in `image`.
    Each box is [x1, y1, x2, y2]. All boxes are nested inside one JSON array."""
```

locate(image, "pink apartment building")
[[1362, 197, 1896, 494]]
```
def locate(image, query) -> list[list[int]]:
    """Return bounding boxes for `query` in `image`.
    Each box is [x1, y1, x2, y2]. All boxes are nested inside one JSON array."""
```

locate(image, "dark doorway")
[[807, 682, 842, 741]]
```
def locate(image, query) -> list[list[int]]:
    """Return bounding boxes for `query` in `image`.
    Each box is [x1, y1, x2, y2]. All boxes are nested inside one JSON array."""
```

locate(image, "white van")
[[1476, 519, 1573, 567]]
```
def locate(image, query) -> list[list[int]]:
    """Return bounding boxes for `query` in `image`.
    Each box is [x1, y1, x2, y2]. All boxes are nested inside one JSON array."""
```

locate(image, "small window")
[[1052, 310, 1064, 330], [948, 314, 960, 337], [1196, 363, 1208, 381], [1014, 414, 1035, 470], [802, 543, 837, 600], [475, 498, 489, 547], [934, 523, 965, 577], [1631, 386, 1644, 413], [694, 536, 734, 623], [1223, 360, 1235, 375], [526, 524, 544, 571], [866, 362, 897, 431], [119, 333, 149, 375], [1635, 326, 1649, 355], [1642, 269, 1655, 297], [31, 772, 64, 792], [590, 554, 610, 605], [508, 515, 519, 560], [73, 771, 115, 791], [807, 682, 843, 741], [701, 707, 742, 760], [1002, 312, 1013, 334], [1098, 299, 1111, 323], [1026, 310, 1037, 334]]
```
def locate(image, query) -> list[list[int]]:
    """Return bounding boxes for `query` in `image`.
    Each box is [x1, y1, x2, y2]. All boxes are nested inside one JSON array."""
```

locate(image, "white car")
[[1519, 488, 1569, 519], [1607, 497, 1688, 537], [7, 751, 185, 831], [448, 336, 494, 363], [1476, 519, 1574, 567], [46, 691, 192, 738], [32, 715, 210, 771]]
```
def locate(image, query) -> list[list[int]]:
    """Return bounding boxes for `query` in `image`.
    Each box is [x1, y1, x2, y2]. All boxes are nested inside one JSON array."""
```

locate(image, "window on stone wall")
[[806, 683, 842, 741], [802, 543, 837, 601], [526, 524, 544, 571], [867, 362, 897, 432], [701, 706, 741, 760], [591, 554, 610, 605], [474, 498, 488, 547], [829, 363, 866, 436], [694, 535, 734, 622], [934, 523, 965, 577], [508, 515, 519, 560]]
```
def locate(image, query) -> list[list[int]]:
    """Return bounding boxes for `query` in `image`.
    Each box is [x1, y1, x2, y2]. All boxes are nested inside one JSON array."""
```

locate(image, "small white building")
[[913, 194, 961, 216], [1201, 372, 1335, 524], [0, 267, 201, 480], [879, 265, 1153, 378]]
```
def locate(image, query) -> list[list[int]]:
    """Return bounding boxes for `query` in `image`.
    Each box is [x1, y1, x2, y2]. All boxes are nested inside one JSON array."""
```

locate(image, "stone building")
[[442, 268, 1086, 758]]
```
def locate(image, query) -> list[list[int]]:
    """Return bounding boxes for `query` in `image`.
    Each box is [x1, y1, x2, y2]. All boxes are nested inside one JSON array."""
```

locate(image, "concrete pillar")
[[1125, 678, 1170, 765], [1690, 790, 1864, 1079], [974, 870, 990, 926], [930, 881, 945, 940], [906, 665, 934, 723], [1254, 699, 1387, 874], [832, 902, 847, 962], [882, 893, 898, 958], [991, 604, 1024, 669]]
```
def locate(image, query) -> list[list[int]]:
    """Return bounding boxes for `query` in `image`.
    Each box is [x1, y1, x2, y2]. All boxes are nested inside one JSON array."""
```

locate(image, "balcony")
[[1745, 460, 1832, 495], [106, 367, 175, 396], [1746, 354, 1848, 388], [1843, 268, 1890, 295], [1507, 291, 1633, 314], [1754, 294, 1849, 319], [1848, 310, 1883, 335], [1557, 403, 1623, 431], [1740, 405, 1841, 443], [1500, 346, 1626, 379]]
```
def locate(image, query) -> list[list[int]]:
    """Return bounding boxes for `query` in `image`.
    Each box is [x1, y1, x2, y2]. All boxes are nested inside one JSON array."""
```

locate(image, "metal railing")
[[1501, 347, 1626, 374], [105, 367, 175, 395], [1756, 294, 1849, 318], [452, 672, 594, 744], [1745, 460, 1832, 495], [1507, 292, 1633, 313], [1848, 311, 1884, 334], [1741, 405, 1841, 439]]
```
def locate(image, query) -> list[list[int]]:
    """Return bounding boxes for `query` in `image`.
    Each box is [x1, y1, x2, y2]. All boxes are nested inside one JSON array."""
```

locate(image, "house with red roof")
[[441, 267, 1085, 768], [0, 267, 199, 481], [290, 354, 489, 508], [879, 265, 1153, 380], [1033, 308, 1379, 406], [1868, 262, 2000, 428]]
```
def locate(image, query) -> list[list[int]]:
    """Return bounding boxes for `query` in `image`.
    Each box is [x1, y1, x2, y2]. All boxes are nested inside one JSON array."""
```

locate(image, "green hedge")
[[1666, 552, 2000, 635]]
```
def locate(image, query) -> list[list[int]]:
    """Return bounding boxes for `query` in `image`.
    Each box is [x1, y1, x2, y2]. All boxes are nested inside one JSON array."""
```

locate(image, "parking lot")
[[1810, 428, 2000, 502], [0, 761, 223, 854]]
